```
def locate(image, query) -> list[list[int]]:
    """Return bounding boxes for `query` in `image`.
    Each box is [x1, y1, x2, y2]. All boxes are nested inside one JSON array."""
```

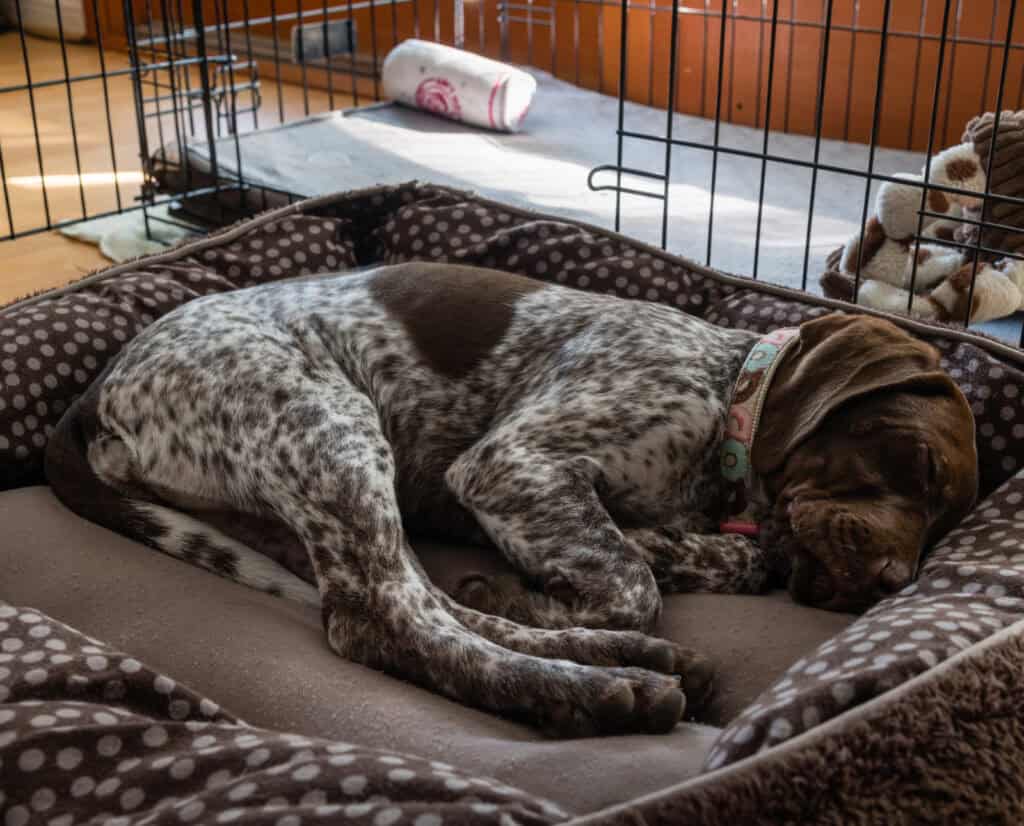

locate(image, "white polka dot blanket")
[[3, 181, 1023, 778], [0, 602, 567, 826]]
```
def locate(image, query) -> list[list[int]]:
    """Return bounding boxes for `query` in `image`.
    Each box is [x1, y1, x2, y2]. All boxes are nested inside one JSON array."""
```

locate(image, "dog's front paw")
[[453, 572, 575, 628]]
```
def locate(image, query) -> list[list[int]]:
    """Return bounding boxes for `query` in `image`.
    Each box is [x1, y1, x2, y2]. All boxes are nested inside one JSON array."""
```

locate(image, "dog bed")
[[1, 181, 1023, 823]]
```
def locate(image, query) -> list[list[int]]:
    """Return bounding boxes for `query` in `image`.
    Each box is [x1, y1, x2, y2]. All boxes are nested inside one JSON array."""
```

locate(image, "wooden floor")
[[0, 32, 353, 306]]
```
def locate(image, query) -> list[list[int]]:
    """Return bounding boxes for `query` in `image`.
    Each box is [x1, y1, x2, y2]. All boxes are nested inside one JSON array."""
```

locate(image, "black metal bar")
[[705, 0, 728, 266], [500, 0, 509, 60], [267, 0, 285, 122], [700, 0, 709, 117], [347, 0, 360, 106], [799, 0, 832, 289], [53, 0, 89, 219], [574, 0, 581, 84], [941, 0, 962, 148], [173, 0, 198, 135], [218, 0, 245, 194], [370, 0, 382, 98], [294, 0, 311, 116], [112, 0, 1024, 49], [782, 0, 795, 132], [588, 163, 667, 199], [842, 0, 858, 141], [659, 0, 681, 249], [395, 0, 402, 53], [618, 128, 1024, 209], [0, 59, 206, 95], [850, 0, 892, 304], [191, 0, 223, 206], [528, 0, 535, 65], [13, 0, 53, 228], [980, 0, 999, 122], [322, 0, 336, 109], [906, 0, 954, 309], [919, 209, 1024, 238], [550, 0, 557, 74], [613, 0, 629, 231], [726, 0, 736, 121], [964, 0, 1018, 329], [648, 0, 656, 106], [906, 0, 927, 149], [2, 185, 245, 242], [237, 0, 259, 130], [92, 0, 125, 213], [751, 0, 780, 280], [158, 0, 195, 210], [502, 15, 552, 24], [0, 143, 14, 237], [124, 0, 155, 238], [143, 0, 170, 163], [754, 0, 765, 128]]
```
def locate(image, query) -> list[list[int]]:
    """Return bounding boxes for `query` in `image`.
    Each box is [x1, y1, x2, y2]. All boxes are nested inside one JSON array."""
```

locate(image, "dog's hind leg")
[[238, 380, 692, 736]]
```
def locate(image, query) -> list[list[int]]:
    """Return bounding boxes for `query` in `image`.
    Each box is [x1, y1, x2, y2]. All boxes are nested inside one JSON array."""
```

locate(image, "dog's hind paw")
[[540, 668, 686, 738], [599, 637, 714, 719]]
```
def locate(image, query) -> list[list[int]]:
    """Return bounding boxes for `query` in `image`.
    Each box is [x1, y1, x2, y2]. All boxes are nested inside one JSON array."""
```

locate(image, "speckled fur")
[[50, 262, 771, 736]]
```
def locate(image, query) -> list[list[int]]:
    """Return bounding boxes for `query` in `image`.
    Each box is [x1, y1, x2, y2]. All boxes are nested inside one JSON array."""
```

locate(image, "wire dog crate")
[[2, 0, 1024, 345], [0, 0, 496, 242], [589, 0, 1024, 346]]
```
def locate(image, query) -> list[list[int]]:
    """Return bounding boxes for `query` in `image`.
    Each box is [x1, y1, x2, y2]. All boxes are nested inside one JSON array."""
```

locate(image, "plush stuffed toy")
[[822, 111, 1024, 324]]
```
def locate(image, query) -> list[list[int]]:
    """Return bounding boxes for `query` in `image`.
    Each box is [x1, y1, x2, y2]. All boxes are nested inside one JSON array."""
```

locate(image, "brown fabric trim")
[[570, 620, 1024, 825]]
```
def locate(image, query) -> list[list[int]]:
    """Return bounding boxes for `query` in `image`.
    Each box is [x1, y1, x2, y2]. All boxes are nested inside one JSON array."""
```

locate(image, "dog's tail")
[[44, 373, 320, 610]]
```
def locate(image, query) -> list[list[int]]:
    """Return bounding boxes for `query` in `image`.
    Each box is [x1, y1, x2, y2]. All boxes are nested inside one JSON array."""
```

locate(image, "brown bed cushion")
[[0, 486, 853, 813], [0, 599, 569, 826]]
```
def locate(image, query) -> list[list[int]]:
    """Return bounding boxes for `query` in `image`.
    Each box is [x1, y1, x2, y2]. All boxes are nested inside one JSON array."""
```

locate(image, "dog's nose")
[[875, 559, 912, 594]]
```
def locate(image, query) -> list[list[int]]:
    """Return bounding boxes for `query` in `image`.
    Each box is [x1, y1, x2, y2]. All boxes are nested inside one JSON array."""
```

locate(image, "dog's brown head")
[[754, 313, 978, 612]]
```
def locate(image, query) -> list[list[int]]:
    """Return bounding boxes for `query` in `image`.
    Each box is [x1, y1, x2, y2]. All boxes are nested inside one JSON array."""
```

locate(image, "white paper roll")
[[381, 39, 537, 133]]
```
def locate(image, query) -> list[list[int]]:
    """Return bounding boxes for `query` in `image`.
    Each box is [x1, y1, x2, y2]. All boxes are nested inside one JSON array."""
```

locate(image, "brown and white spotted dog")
[[45, 263, 979, 737]]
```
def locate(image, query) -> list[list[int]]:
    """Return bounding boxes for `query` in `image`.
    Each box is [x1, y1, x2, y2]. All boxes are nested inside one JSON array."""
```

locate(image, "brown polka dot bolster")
[[377, 201, 735, 314], [1, 182, 1023, 778], [3, 181, 1021, 499], [0, 602, 567, 826], [705, 468, 1024, 769], [0, 216, 357, 491]]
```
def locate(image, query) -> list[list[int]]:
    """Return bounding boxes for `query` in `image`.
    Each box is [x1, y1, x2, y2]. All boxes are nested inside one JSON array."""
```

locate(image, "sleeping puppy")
[[45, 263, 979, 737], [746, 314, 979, 612]]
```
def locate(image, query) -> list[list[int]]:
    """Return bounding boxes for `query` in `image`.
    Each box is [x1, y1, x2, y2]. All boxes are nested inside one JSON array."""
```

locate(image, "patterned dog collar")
[[720, 327, 801, 536]]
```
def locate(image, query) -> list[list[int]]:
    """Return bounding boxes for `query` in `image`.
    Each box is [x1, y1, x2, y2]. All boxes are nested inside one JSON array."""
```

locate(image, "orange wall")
[[98, 0, 1024, 151]]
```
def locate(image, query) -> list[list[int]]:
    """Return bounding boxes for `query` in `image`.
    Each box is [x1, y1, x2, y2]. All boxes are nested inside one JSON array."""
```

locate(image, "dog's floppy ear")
[[753, 313, 959, 474]]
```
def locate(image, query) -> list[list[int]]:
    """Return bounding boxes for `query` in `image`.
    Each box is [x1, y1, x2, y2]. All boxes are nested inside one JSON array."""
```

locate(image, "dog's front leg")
[[622, 524, 780, 594], [446, 447, 662, 632]]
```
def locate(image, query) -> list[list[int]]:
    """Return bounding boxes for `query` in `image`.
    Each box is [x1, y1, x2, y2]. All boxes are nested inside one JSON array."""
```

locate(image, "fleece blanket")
[[0, 601, 566, 826], [2, 182, 1023, 822]]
